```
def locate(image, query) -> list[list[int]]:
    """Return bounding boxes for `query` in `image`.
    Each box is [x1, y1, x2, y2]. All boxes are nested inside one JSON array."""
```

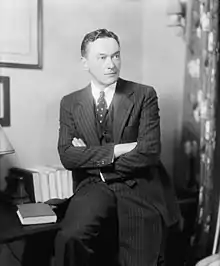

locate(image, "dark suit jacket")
[[58, 78, 180, 227]]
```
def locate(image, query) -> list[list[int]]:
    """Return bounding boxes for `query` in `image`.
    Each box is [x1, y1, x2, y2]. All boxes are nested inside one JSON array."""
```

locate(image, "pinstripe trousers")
[[54, 179, 119, 266], [109, 179, 165, 266], [54, 178, 165, 266]]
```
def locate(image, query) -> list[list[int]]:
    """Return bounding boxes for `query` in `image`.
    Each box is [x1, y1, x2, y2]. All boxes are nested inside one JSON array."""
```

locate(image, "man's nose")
[[106, 57, 115, 68]]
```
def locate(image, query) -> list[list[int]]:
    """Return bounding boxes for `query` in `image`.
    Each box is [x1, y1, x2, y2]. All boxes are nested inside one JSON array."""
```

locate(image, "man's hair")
[[81, 29, 120, 57]]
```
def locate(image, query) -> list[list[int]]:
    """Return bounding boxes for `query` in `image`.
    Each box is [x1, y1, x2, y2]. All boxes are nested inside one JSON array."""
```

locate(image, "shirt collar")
[[91, 81, 116, 108]]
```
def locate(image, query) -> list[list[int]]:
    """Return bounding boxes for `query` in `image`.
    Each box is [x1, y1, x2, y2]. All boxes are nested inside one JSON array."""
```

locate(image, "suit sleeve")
[[58, 97, 114, 170], [112, 87, 161, 178]]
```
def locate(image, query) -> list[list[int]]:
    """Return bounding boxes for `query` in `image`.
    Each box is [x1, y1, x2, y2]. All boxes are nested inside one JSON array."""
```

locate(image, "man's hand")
[[114, 142, 137, 159], [72, 138, 136, 158], [72, 138, 86, 147]]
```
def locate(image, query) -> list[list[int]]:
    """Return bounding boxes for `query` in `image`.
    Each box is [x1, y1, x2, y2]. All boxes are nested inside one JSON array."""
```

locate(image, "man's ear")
[[81, 57, 89, 71]]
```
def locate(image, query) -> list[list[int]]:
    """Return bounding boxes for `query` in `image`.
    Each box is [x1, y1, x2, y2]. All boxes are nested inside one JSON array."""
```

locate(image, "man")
[[56, 28, 181, 266]]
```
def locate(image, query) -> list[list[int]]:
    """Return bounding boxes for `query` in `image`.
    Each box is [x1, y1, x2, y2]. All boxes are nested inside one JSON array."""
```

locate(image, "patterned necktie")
[[96, 91, 107, 123]]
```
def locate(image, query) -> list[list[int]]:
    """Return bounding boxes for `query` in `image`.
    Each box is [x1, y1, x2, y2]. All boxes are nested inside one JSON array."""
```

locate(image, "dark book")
[[17, 203, 57, 225]]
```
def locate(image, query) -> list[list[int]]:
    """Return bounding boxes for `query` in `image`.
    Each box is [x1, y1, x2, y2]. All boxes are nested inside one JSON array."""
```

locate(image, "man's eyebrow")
[[98, 51, 120, 56], [112, 51, 120, 55]]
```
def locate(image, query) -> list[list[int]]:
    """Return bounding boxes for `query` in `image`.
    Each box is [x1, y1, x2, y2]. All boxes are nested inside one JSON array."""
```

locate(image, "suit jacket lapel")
[[113, 79, 134, 144], [78, 85, 100, 145]]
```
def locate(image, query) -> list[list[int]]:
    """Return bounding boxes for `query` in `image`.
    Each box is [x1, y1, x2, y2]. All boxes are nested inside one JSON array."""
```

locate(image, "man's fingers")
[[78, 138, 86, 147], [72, 138, 79, 146], [72, 138, 86, 147], [72, 138, 81, 147]]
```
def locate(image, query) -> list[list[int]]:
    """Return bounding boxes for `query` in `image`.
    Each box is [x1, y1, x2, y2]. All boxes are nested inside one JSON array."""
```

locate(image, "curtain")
[[177, 0, 219, 264]]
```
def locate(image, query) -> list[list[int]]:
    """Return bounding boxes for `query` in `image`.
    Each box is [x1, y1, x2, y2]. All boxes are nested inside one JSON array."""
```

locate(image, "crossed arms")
[[72, 137, 137, 159], [58, 86, 161, 179]]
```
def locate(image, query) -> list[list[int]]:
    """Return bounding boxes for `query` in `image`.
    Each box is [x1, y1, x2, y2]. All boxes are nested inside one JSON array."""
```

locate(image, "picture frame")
[[0, 0, 43, 69], [0, 77, 10, 127]]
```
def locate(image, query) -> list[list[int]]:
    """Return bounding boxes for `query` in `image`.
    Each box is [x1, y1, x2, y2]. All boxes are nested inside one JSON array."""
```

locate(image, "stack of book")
[[9, 165, 74, 203]]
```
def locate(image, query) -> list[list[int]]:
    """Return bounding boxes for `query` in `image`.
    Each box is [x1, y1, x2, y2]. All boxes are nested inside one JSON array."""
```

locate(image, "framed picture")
[[0, 77, 10, 127], [0, 0, 43, 69]]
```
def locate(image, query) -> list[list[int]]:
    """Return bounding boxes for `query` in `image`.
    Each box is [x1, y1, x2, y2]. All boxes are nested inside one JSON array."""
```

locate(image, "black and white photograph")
[[0, 1, 219, 266]]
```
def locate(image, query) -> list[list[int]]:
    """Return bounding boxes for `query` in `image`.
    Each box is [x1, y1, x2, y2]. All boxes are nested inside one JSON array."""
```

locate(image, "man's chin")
[[92, 75, 119, 88], [104, 75, 119, 85]]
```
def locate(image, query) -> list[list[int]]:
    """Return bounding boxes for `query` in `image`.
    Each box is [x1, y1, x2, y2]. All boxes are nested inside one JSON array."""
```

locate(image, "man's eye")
[[100, 56, 106, 60], [113, 54, 120, 59]]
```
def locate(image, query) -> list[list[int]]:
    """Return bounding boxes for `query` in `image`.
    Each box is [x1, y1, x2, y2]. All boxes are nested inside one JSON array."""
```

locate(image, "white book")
[[39, 172, 50, 202], [50, 165, 69, 199], [32, 172, 42, 203], [48, 171, 58, 199], [38, 166, 57, 202], [60, 169, 69, 199], [55, 169, 63, 199], [47, 165, 74, 199], [67, 170, 74, 197], [24, 167, 44, 203], [27, 166, 55, 202]]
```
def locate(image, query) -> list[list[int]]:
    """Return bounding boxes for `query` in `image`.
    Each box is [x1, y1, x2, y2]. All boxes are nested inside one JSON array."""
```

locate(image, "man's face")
[[82, 37, 121, 88]]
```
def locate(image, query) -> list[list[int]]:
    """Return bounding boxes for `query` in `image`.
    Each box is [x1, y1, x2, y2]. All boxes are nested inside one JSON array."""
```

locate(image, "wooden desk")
[[0, 196, 60, 266], [0, 200, 59, 244]]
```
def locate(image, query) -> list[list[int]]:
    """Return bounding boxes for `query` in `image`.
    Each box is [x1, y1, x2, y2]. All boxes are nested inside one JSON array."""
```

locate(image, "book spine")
[[55, 170, 63, 199], [67, 170, 74, 197], [61, 170, 69, 199], [39, 172, 50, 202], [48, 172, 58, 199], [32, 172, 42, 203]]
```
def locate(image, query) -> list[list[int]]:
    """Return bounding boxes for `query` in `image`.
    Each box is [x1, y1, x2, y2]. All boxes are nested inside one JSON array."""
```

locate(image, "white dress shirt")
[[91, 81, 117, 181]]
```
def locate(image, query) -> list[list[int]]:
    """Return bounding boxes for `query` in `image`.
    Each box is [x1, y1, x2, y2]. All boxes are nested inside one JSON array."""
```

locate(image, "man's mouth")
[[105, 72, 117, 75]]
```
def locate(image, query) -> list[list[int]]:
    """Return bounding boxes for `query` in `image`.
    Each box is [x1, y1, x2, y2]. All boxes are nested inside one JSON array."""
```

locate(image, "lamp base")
[[4, 174, 31, 205]]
